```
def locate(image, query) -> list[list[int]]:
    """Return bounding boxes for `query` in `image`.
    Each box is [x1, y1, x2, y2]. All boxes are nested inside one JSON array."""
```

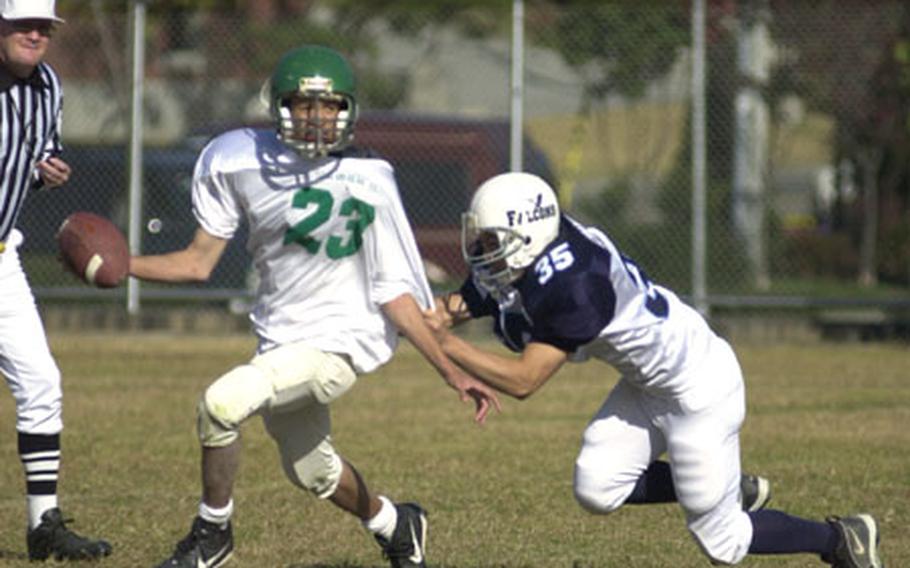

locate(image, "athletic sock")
[[748, 509, 837, 556], [626, 460, 677, 504], [199, 499, 233, 529], [364, 495, 397, 541], [18, 432, 60, 529]]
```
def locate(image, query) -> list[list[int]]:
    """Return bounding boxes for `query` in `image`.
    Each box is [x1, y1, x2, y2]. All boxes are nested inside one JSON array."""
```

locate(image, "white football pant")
[[573, 337, 752, 565], [0, 230, 63, 435]]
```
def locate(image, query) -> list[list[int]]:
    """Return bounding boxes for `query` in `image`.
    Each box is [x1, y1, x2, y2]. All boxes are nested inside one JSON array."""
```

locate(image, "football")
[[56, 212, 129, 288]]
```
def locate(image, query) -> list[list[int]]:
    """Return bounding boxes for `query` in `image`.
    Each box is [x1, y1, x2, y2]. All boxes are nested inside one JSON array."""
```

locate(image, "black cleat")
[[741, 473, 772, 512], [156, 516, 233, 568], [375, 502, 427, 568], [826, 514, 884, 568], [26, 507, 112, 561]]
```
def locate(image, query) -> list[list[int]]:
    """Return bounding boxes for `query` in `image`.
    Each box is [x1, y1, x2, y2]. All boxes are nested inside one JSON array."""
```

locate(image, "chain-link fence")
[[21, 1, 910, 318]]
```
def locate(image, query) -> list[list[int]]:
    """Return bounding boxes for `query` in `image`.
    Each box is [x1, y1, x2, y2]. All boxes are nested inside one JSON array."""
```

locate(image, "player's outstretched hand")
[[447, 368, 501, 424]]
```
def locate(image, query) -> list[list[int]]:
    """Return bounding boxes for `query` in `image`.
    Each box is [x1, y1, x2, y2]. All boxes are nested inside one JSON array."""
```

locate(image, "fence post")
[[510, 0, 524, 173], [691, 0, 709, 315], [126, 0, 146, 315]]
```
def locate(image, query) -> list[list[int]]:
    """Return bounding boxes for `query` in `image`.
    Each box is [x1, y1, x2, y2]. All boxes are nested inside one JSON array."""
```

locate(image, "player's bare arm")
[[129, 227, 228, 283], [439, 333, 568, 400], [381, 293, 501, 423]]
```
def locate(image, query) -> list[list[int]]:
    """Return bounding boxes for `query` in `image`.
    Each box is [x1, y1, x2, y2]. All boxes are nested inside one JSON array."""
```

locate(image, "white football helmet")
[[462, 172, 561, 294]]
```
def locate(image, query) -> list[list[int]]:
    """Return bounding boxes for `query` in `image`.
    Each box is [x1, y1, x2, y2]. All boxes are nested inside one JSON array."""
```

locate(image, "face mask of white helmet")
[[462, 172, 561, 296]]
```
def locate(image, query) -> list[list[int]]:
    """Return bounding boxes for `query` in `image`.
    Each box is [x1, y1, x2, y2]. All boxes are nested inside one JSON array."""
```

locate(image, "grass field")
[[0, 333, 906, 567]]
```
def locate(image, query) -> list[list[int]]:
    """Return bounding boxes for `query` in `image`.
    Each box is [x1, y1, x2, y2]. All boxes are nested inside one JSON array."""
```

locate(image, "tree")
[[769, 0, 909, 286]]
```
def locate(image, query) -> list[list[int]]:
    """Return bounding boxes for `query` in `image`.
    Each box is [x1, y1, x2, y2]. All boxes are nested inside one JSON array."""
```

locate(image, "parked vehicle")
[[354, 112, 555, 282]]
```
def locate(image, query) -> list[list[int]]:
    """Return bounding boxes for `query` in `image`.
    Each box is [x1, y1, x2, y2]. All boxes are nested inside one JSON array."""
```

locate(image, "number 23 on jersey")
[[284, 186, 375, 259]]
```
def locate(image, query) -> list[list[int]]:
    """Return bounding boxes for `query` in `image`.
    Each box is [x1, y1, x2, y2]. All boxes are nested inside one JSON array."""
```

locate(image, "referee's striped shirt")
[[0, 61, 63, 244]]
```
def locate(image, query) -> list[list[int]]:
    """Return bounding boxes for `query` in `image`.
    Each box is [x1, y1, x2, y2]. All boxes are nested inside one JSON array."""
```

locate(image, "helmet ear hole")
[[524, 236, 532, 245]]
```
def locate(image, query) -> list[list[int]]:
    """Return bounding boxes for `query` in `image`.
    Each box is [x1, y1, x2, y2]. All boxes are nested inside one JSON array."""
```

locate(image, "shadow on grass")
[[0, 549, 28, 561]]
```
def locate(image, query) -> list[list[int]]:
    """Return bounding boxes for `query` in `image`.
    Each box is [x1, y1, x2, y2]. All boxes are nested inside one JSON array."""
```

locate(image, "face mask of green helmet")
[[264, 45, 358, 158]]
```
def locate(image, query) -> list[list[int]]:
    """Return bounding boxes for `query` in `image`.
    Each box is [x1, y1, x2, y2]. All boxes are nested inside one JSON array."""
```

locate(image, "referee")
[[1, 0, 111, 561]]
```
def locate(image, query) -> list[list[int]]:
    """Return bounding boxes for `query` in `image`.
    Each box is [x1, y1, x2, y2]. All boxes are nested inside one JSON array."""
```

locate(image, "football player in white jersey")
[[129, 45, 499, 568], [425, 172, 883, 567]]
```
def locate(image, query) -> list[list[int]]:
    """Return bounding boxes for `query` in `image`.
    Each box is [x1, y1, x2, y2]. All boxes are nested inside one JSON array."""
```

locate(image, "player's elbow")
[[186, 262, 215, 282], [181, 248, 223, 282], [510, 344, 564, 400], [510, 385, 534, 400], [510, 372, 548, 400]]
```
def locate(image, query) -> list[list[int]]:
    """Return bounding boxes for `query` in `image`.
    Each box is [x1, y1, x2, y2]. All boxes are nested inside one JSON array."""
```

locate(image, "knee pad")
[[251, 343, 356, 410], [281, 442, 343, 499], [197, 364, 272, 447]]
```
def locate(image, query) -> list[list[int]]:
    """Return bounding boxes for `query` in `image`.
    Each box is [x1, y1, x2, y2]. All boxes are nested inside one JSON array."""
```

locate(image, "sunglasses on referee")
[[3, 18, 55, 37]]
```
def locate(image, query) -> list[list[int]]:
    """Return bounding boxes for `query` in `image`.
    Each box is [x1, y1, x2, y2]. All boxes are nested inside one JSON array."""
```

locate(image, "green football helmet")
[[267, 45, 358, 157]]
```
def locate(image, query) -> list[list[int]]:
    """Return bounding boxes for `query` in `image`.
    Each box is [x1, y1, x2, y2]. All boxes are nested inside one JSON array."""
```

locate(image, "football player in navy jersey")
[[426, 172, 883, 567]]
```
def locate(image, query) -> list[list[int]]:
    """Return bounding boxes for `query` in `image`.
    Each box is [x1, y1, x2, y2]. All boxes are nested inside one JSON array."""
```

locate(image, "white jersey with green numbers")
[[191, 127, 433, 373]]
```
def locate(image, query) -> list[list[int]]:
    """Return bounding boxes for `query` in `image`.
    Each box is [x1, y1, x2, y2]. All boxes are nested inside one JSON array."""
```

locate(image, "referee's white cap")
[[0, 0, 65, 24]]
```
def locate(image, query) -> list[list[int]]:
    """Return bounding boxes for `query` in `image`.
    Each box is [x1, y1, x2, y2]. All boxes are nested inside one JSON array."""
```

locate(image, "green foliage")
[[357, 68, 410, 109], [580, 173, 750, 295], [330, 0, 511, 38], [879, 221, 910, 285], [768, 3, 910, 284], [60, 0, 243, 16], [226, 20, 408, 109], [773, 229, 859, 281], [242, 21, 359, 79], [144, 0, 243, 12], [533, 4, 689, 98]]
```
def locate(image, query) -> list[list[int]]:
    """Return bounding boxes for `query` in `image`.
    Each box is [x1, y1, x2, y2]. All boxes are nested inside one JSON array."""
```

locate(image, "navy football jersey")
[[461, 215, 715, 396]]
